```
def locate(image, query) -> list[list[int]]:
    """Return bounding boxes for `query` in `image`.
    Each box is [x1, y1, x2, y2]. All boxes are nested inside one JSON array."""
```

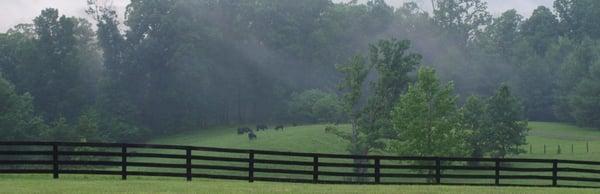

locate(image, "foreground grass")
[[1, 177, 598, 194]]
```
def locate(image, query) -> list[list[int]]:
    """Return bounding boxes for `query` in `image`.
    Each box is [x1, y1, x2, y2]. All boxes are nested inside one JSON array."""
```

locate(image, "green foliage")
[[461, 85, 529, 158], [484, 85, 529, 157], [390, 67, 468, 157], [520, 6, 560, 54], [555, 39, 600, 123], [478, 9, 522, 57], [0, 75, 47, 141], [336, 55, 369, 117], [461, 96, 487, 158], [433, 0, 492, 47], [46, 117, 78, 141], [554, 0, 600, 39], [568, 62, 600, 128], [287, 89, 344, 123], [76, 109, 102, 142], [336, 39, 421, 156], [336, 55, 371, 158]]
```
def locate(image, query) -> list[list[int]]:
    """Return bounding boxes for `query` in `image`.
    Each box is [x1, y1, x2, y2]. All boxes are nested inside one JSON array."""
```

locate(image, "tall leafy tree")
[[520, 6, 560, 55], [390, 67, 468, 157], [10, 8, 100, 122], [432, 0, 491, 48], [555, 39, 600, 122], [336, 55, 369, 156], [554, 0, 600, 39], [568, 61, 600, 128], [460, 95, 487, 159], [336, 39, 420, 179], [507, 6, 561, 121], [479, 9, 522, 58], [484, 85, 528, 158]]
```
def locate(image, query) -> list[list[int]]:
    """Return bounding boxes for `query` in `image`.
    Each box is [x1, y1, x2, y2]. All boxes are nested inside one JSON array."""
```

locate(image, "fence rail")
[[1, 141, 599, 188]]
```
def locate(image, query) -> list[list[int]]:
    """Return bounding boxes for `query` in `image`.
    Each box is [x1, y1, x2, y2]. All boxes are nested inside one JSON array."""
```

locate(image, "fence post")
[[121, 145, 127, 180], [435, 157, 441, 184], [495, 158, 500, 185], [248, 151, 254, 183], [52, 143, 58, 179], [529, 144, 532, 154], [186, 148, 192, 181], [587, 141, 590, 153], [374, 157, 381, 184], [552, 160, 558, 186], [544, 145, 546, 154], [313, 155, 319, 183], [571, 144, 574, 154]]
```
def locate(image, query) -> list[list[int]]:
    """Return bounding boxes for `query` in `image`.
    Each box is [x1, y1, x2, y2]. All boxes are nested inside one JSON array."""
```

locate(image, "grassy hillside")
[[150, 124, 353, 154], [525, 122, 600, 161], [1, 177, 598, 194], [150, 122, 600, 160]]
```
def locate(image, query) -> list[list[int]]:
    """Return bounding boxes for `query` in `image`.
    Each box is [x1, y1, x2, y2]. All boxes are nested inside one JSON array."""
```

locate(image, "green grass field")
[[1, 177, 598, 194], [524, 122, 600, 161], [149, 121, 600, 160], [149, 124, 352, 153]]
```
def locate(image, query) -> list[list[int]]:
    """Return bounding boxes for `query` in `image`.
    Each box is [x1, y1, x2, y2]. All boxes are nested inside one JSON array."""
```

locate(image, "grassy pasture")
[[0, 176, 598, 194], [148, 122, 600, 160], [524, 122, 600, 161], [1, 122, 599, 189]]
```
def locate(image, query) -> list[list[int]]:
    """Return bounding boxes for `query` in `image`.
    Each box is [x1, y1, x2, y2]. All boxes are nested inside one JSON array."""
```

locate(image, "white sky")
[[0, 0, 554, 32]]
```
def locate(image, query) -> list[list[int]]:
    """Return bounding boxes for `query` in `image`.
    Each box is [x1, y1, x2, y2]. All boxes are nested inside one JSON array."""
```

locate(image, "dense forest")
[[0, 0, 599, 143]]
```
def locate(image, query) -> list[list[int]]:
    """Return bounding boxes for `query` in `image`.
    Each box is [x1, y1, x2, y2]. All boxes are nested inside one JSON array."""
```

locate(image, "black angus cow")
[[275, 125, 284, 130], [237, 127, 251, 135], [256, 124, 268, 131], [248, 131, 257, 140]]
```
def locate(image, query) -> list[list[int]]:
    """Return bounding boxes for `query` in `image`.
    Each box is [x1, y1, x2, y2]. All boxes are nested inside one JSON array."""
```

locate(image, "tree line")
[[0, 0, 598, 143], [330, 39, 526, 180]]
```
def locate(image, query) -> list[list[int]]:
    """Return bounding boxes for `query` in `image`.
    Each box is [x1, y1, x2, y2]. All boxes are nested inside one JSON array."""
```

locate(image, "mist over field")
[[3, 1, 600, 191], [1, 0, 599, 163]]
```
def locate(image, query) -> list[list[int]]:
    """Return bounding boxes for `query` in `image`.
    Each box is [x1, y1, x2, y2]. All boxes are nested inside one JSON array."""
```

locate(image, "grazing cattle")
[[275, 125, 284, 130], [248, 131, 257, 140], [237, 127, 251, 135], [256, 124, 268, 131]]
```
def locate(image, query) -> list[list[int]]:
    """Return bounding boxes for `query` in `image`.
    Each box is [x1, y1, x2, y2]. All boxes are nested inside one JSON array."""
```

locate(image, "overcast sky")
[[0, 0, 554, 32]]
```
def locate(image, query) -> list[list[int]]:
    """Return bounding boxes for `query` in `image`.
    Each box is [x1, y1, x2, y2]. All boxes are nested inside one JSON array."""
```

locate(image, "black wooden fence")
[[1, 141, 600, 188]]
